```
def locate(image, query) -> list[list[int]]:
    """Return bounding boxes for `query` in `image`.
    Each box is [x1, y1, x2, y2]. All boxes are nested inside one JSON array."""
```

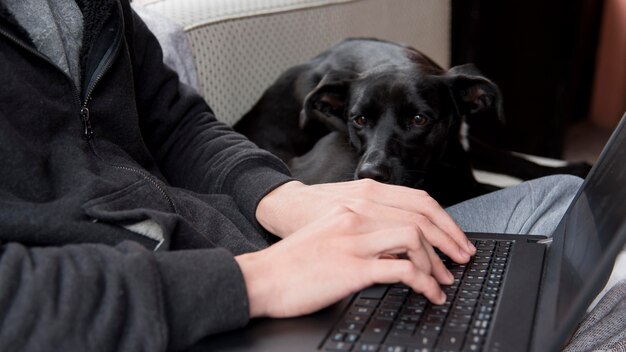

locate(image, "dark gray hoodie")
[[0, 0, 292, 350]]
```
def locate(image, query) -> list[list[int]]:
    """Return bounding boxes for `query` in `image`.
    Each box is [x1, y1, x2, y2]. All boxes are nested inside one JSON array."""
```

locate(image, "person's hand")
[[256, 179, 475, 264], [236, 205, 456, 318]]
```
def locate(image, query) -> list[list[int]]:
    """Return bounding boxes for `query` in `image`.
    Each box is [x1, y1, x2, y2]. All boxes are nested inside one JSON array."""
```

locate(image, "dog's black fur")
[[235, 38, 590, 206]]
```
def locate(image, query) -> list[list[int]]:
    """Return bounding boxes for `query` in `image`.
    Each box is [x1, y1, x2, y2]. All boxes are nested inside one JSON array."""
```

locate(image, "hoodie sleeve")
[[125, 3, 293, 225], [0, 241, 248, 352]]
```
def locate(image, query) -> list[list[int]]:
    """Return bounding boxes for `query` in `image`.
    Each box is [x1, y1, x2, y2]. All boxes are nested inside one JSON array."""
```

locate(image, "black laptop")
[[193, 112, 626, 352]]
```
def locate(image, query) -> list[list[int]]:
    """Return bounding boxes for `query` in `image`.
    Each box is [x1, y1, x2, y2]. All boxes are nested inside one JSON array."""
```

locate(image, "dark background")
[[451, 0, 605, 158]]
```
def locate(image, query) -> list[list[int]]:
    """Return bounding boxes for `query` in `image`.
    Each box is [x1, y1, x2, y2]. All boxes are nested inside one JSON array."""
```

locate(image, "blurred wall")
[[590, 0, 626, 129]]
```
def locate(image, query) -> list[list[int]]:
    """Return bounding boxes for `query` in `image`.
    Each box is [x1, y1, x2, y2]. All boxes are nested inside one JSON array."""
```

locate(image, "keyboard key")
[[472, 319, 489, 329], [413, 332, 438, 349], [465, 276, 485, 284], [398, 314, 421, 323], [331, 332, 345, 341], [407, 295, 428, 305], [460, 282, 482, 291], [324, 341, 353, 351], [445, 321, 469, 332], [428, 306, 449, 315], [346, 333, 359, 343], [476, 313, 491, 321], [437, 331, 465, 351], [466, 334, 484, 346], [355, 343, 380, 352], [424, 315, 444, 324], [381, 301, 403, 310], [356, 299, 380, 308], [458, 290, 480, 299], [351, 307, 374, 316], [419, 322, 443, 334], [470, 328, 487, 337], [402, 306, 425, 315], [360, 285, 388, 300], [456, 297, 477, 306], [482, 292, 498, 300], [376, 309, 399, 320], [468, 268, 488, 275], [464, 342, 481, 351], [394, 321, 417, 332], [484, 286, 499, 294], [338, 321, 365, 333], [346, 313, 369, 323], [449, 313, 473, 324], [388, 287, 411, 296], [384, 295, 406, 303], [478, 305, 493, 314], [473, 256, 491, 263], [361, 320, 392, 343]]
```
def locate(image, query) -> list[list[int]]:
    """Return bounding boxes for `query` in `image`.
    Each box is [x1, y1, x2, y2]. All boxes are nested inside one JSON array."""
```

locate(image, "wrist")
[[256, 180, 307, 238], [235, 251, 271, 318]]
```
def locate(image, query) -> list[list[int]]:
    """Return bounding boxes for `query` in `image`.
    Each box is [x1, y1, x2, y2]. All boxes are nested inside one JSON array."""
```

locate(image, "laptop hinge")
[[533, 238, 553, 245]]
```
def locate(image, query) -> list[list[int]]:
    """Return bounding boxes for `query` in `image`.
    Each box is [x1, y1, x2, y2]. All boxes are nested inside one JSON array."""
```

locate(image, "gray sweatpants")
[[446, 175, 584, 236]]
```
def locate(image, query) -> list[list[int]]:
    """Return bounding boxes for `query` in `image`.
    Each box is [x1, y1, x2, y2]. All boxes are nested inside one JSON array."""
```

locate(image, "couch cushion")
[[143, 0, 451, 125]]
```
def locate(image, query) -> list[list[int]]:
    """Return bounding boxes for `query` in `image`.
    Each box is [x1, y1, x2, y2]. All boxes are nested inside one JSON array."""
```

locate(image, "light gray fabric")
[[563, 279, 626, 352], [5, 0, 83, 89], [132, 4, 198, 90], [446, 175, 583, 236]]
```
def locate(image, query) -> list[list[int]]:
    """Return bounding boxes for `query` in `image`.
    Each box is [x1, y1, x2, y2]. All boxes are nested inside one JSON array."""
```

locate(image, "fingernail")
[[467, 240, 476, 253], [447, 270, 454, 283], [439, 291, 447, 304], [459, 247, 470, 260]]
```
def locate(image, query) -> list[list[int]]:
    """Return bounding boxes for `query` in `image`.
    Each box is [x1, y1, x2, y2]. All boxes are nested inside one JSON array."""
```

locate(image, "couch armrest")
[[141, 0, 451, 125]]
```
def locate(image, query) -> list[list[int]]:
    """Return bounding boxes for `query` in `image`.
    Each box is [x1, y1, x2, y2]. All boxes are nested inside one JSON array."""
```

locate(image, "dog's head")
[[299, 59, 503, 188]]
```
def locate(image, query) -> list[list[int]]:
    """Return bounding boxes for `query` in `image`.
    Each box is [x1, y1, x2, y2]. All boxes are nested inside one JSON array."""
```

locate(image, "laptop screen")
[[533, 113, 626, 351]]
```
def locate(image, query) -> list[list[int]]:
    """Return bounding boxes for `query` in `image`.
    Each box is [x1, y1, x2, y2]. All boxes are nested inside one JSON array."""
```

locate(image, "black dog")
[[235, 38, 589, 205]]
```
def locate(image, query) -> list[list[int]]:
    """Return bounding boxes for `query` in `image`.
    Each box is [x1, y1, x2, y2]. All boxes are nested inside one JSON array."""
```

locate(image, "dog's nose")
[[357, 163, 391, 183]]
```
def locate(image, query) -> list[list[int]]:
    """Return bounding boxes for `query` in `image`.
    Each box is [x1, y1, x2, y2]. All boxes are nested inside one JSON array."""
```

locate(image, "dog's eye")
[[410, 114, 429, 127], [352, 115, 367, 127]]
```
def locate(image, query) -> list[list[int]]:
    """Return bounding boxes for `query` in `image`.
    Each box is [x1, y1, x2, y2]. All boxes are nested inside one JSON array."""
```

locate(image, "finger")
[[422, 242, 454, 285], [410, 198, 476, 256], [339, 180, 475, 255], [353, 226, 421, 256], [403, 237, 453, 285], [412, 214, 471, 264], [354, 228, 434, 277], [345, 200, 471, 263], [366, 259, 446, 305]]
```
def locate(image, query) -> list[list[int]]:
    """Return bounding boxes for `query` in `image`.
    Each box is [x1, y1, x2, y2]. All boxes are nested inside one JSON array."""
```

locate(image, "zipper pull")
[[80, 106, 93, 139]]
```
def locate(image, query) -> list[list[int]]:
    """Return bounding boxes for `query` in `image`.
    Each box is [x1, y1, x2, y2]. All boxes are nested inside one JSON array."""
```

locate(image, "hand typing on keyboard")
[[236, 179, 477, 319]]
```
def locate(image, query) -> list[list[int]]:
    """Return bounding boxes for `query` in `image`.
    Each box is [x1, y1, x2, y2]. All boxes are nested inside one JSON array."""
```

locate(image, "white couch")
[[137, 0, 451, 126]]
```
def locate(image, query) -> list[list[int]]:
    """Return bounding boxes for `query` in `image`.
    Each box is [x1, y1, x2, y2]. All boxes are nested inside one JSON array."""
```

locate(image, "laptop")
[[193, 112, 626, 352]]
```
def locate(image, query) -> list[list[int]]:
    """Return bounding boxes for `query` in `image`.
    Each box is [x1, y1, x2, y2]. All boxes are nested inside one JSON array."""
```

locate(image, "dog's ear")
[[446, 64, 504, 123], [300, 70, 358, 133]]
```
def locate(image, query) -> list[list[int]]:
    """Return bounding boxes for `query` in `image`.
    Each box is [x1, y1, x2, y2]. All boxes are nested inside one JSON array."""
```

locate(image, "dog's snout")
[[357, 162, 391, 183]]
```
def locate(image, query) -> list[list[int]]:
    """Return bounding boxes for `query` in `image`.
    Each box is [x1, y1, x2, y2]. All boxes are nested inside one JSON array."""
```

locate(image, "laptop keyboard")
[[322, 239, 513, 352]]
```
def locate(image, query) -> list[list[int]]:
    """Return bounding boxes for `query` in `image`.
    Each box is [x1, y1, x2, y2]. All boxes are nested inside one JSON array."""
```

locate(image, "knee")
[[544, 174, 584, 189], [531, 174, 583, 200]]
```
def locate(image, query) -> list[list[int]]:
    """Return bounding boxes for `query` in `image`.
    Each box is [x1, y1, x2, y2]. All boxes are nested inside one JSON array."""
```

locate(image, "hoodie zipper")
[[0, 26, 119, 141], [80, 23, 124, 140], [1, 20, 178, 215]]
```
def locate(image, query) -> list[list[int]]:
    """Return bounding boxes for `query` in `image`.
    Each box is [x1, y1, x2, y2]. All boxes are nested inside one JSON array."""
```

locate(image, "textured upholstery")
[[143, 0, 450, 126]]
